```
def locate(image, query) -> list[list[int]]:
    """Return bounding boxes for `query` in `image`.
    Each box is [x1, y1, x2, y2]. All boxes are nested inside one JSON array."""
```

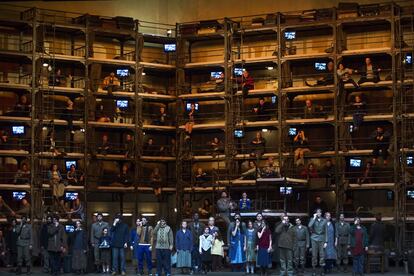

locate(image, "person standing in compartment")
[[253, 97, 270, 121], [110, 214, 129, 276], [15, 215, 32, 275], [175, 220, 192, 275], [370, 126, 390, 166], [350, 95, 367, 131], [293, 130, 310, 167], [153, 218, 174, 276], [308, 208, 327, 276], [275, 214, 296, 276], [71, 220, 87, 274], [91, 212, 109, 273], [47, 216, 67, 276], [250, 131, 266, 158], [184, 103, 197, 140], [237, 69, 255, 98], [324, 212, 337, 274], [211, 232, 224, 272], [335, 213, 350, 272], [136, 217, 154, 276], [199, 226, 214, 274], [293, 218, 309, 275], [98, 228, 112, 274], [350, 217, 369, 276], [189, 213, 205, 274], [229, 216, 246, 272], [256, 221, 272, 276], [245, 220, 257, 274], [40, 215, 52, 273], [217, 191, 231, 226], [357, 57, 381, 85]]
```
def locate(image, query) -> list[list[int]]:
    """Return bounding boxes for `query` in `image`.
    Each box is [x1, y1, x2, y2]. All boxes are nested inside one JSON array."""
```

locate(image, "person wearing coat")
[[350, 217, 369, 276], [175, 220, 193, 274], [308, 208, 327, 276], [153, 218, 174, 276], [293, 218, 309, 275], [47, 216, 67, 276], [324, 212, 337, 274], [335, 213, 350, 272], [71, 220, 87, 274], [188, 212, 205, 274], [129, 218, 141, 273], [90, 212, 109, 272], [110, 214, 129, 275], [16, 215, 32, 275], [40, 215, 52, 273], [275, 214, 296, 276]]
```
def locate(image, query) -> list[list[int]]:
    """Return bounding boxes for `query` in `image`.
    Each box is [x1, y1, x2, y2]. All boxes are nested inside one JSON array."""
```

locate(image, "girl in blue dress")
[[229, 217, 246, 272]]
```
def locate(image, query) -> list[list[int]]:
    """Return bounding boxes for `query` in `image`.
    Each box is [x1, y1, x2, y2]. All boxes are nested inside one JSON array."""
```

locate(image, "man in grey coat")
[[90, 212, 109, 272], [308, 208, 327, 276], [16, 215, 32, 275], [335, 213, 350, 272], [293, 218, 309, 275], [275, 214, 296, 276]]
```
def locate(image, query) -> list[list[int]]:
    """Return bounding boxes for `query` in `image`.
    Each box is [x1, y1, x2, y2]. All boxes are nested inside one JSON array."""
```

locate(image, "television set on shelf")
[[407, 190, 414, 199], [185, 102, 199, 111], [234, 129, 244, 138], [284, 31, 296, 40], [65, 225, 75, 233], [315, 62, 327, 71], [116, 100, 129, 109], [407, 156, 414, 167], [65, 192, 78, 201], [288, 127, 297, 136], [116, 69, 129, 77], [12, 126, 25, 135], [406, 54, 412, 65], [13, 191, 26, 200], [349, 158, 362, 168], [280, 186, 293, 195], [65, 160, 77, 171], [387, 191, 394, 201], [210, 71, 223, 79], [349, 124, 354, 133], [272, 96, 277, 104], [164, 43, 176, 52], [234, 68, 244, 76]]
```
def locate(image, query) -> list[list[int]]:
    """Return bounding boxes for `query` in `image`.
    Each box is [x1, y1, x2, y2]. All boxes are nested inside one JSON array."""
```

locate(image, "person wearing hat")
[[110, 214, 129, 276], [91, 212, 109, 272], [154, 217, 174, 276], [16, 215, 32, 275]]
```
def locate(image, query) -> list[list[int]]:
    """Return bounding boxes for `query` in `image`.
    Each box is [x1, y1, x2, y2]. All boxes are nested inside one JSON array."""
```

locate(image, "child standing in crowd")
[[98, 227, 111, 273], [245, 220, 257, 274], [199, 226, 213, 274], [256, 221, 272, 276], [211, 232, 224, 272], [229, 217, 246, 272]]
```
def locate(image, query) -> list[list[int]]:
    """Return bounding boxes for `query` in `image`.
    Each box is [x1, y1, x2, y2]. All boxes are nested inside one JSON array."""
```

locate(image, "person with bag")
[[15, 215, 32, 275], [47, 216, 67, 276], [98, 228, 111, 273], [90, 212, 109, 273]]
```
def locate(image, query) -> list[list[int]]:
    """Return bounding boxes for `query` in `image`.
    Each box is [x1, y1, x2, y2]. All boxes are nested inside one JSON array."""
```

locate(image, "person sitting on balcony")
[[152, 106, 169, 126], [184, 103, 197, 140], [208, 137, 223, 157], [13, 163, 30, 185], [183, 200, 193, 218], [357, 57, 381, 85], [253, 98, 270, 121], [260, 157, 281, 178], [150, 167, 163, 200], [48, 164, 66, 211], [124, 133, 135, 158], [350, 95, 367, 131], [12, 198, 31, 218], [337, 62, 359, 89], [195, 167, 209, 184], [116, 163, 133, 187], [67, 198, 85, 221], [49, 69, 67, 87], [304, 99, 323, 119], [300, 163, 319, 179], [97, 133, 111, 155], [357, 162, 374, 185], [46, 129, 65, 157], [0, 130, 10, 150], [102, 72, 120, 95], [14, 95, 31, 117], [237, 69, 254, 98], [198, 199, 213, 219], [66, 164, 84, 186], [240, 161, 258, 180], [321, 159, 335, 187], [370, 126, 390, 165], [143, 138, 157, 156], [294, 130, 310, 166], [250, 132, 266, 158], [239, 192, 251, 211], [305, 61, 334, 87], [61, 99, 75, 135]]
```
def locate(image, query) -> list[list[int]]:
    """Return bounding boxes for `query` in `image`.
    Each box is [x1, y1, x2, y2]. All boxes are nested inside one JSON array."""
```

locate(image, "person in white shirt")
[[199, 227, 214, 274]]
